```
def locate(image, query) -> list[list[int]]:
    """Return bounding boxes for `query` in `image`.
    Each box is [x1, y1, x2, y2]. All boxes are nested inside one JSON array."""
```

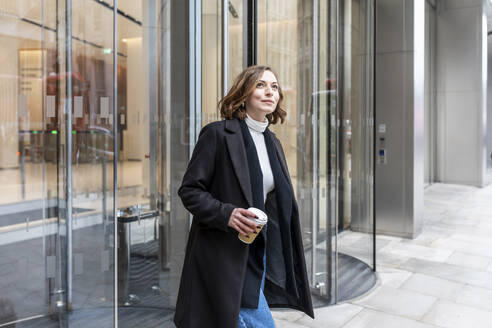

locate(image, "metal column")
[[65, 0, 73, 307], [112, 0, 119, 326]]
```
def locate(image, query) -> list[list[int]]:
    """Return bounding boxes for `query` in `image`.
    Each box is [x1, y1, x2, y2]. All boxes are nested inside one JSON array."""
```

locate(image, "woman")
[[174, 65, 314, 328]]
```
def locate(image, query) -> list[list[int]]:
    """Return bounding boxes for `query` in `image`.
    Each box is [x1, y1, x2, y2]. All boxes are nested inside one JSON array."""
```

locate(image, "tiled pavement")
[[272, 177, 492, 328]]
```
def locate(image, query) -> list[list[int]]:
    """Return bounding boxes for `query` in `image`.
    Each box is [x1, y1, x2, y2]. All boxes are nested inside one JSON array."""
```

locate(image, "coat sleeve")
[[178, 123, 235, 232]]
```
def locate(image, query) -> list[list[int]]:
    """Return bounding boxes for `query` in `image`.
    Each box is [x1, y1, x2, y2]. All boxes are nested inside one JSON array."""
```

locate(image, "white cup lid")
[[247, 207, 268, 224]]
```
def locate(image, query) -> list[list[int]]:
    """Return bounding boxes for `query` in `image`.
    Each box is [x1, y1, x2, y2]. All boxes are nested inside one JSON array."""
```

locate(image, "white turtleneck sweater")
[[245, 114, 275, 203]]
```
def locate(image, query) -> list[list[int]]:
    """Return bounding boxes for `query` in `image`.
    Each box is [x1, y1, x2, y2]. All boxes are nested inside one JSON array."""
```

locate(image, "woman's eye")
[[256, 82, 264, 88], [272, 85, 278, 90]]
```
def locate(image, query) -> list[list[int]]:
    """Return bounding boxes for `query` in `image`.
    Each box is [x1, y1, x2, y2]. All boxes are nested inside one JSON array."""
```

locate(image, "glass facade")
[[0, 0, 375, 326]]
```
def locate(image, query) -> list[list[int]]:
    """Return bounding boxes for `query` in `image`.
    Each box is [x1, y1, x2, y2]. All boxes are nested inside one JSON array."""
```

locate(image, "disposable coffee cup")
[[238, 207, 268, 244]]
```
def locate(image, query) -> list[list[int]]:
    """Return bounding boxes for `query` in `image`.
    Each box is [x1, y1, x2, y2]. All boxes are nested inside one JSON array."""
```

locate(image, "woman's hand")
[[228, 208, 260, 236]]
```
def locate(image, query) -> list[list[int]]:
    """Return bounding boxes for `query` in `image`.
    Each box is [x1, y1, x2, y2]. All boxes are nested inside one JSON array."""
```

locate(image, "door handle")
[[117, 204, 159, 223]]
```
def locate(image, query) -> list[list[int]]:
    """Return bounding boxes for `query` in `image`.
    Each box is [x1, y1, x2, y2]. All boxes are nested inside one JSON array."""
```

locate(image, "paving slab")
[[353, 286, 437, 320], [342, 309, 437, 328], [422, 300, 492, 328]]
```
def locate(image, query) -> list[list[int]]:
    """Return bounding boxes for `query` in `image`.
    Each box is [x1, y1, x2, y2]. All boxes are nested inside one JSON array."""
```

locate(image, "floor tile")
[[422, 300, 492, 328], [454, 285, 492, 312], [379, 242, 453, 263], [487, 262, 492, 273], [399, 258, 492, 290], [376, 266, 412, 288], [445, 251, 490, 271], [343, 309, 436, 328], [273, 318, 310, 328], [338, 231, 366, 246], [271, 310, 305, 322], [399, 230, 442, 247], [448, 233, 492, 248], [353, 286, 437, 320], [399, 273, 463, 300], [376, 235, 403, 242], [295, 303, 363, 328]]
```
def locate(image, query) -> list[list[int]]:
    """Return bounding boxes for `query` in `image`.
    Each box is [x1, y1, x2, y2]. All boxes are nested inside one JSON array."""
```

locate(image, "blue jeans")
[[238, 229, 276, 328]]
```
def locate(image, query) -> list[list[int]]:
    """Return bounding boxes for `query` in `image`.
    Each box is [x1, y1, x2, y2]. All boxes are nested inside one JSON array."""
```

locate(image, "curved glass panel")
[[258, 0, 376, 305], [64, 0, 117, 325], [257, 0, 328, 301], [228, 0, 244, 89], [201, 0, 244, 127], [336, 0, 376, 302], [202, 0, 223, 127], [0, 1, 377, 327], [0, 0, 117, 326], [115, 1, 187, 326]]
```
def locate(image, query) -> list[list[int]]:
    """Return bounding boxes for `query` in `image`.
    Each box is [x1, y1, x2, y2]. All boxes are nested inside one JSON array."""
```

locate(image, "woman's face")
[[245, 70, 280, 121]]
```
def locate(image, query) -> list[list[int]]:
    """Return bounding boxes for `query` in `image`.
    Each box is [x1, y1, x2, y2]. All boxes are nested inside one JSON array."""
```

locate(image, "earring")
[[241, 102, 245, 109]]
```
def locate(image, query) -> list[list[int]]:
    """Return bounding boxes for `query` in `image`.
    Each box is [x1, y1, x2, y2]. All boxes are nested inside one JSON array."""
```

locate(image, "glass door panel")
[[115, 1, 189, 327], [202, 0, 244, 127], [67, 0, 116, 326], [227, 0, 244, 89], [257, 0, 333, 302], [336, 0, 375, 302], [0, 1, 60, 326], [318, 0, 339, 303], [258, 0, 376, 305], [0, 0, 118, 326], [257, 0, 307, 230], [115, 0, 175, 326], [202, 1, 223, 127]]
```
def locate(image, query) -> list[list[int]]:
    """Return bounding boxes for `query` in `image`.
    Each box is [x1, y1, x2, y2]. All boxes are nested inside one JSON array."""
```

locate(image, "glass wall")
[[114, 1, 177, 326], [67, 1, 117, 326], [201, 0, 223, 126], [257, 0, 326, 297], [0, 0, 117, 326], [201, 0, 244, 127], [257, 0, 375, 304], [0, 1, 189, 327], [336, 0, 376, 301], [0, 0, 376, 326]]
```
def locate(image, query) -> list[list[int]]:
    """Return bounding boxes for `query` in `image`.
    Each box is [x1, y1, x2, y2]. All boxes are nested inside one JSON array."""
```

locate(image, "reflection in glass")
[[202, 0, 244, 127], [257, 0, 323, 298], [68, 0, 116, 326], [115, 1, 182, 327], [336, 0, 375, 302], [202, 1, 222, 127], [227, 0, 244, 89], [257, 0, 376, 305], [0, 1, 378, 326], [0, 0, 117, 326]]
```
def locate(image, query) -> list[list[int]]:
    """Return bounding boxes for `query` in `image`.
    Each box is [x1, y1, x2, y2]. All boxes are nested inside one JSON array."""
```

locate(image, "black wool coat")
[[174, 118, 314, 328]]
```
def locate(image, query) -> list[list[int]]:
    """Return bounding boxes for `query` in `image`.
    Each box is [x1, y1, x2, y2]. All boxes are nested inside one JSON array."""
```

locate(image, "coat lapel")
[[225, 119, 254, 207]]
